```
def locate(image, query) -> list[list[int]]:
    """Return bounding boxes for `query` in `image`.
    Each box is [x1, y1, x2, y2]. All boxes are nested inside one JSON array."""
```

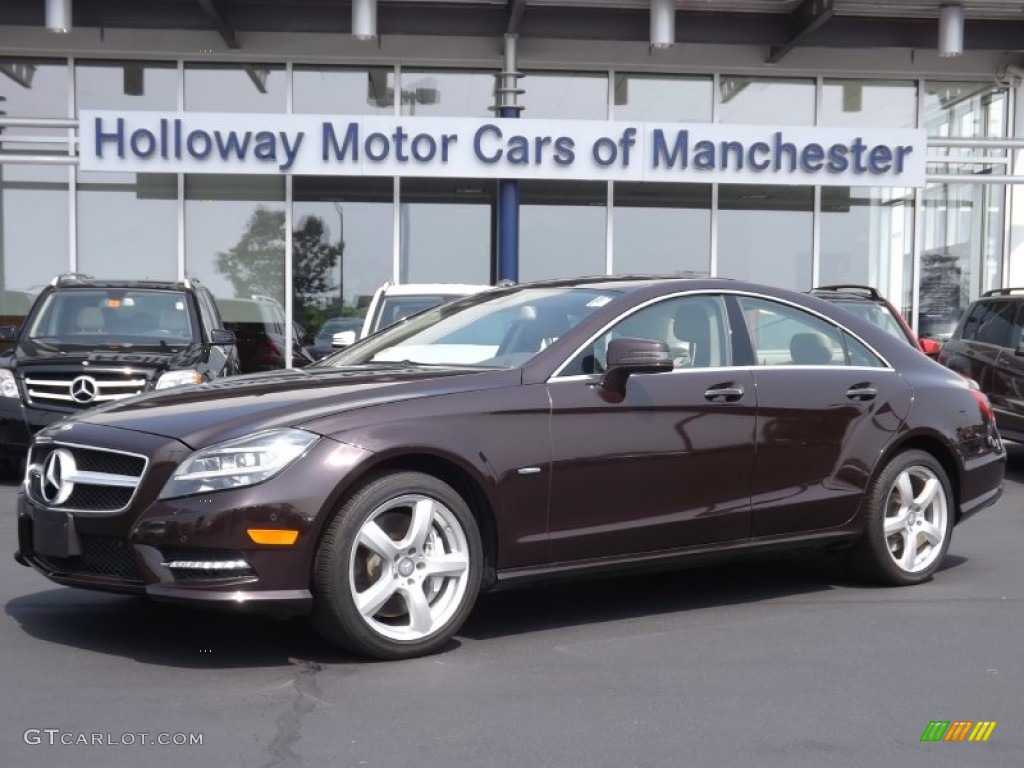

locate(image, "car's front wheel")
[[311, 471, 483, 659], [850, 449, 953, 585]]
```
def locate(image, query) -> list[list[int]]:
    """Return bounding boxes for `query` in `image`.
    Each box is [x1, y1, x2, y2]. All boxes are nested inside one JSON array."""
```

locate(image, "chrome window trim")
[[548, 288, 894, 382], [26, 440, 149, 515]]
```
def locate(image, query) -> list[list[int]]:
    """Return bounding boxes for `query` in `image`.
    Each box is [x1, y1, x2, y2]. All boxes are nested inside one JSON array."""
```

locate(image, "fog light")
[[163, 559, 250, 570], [247, 529, 299, 545]]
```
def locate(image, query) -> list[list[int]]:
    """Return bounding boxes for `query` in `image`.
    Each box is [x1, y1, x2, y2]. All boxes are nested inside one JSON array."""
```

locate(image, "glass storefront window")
[[716, 76, 815, 125], [0, 166, 69, 329], [294, 66, 395, 115], [920, 182, 1005, 340], [717, 185, 813, 290], [77, 172, 177, 280], [76, 61, 178, 279], [1, 59, 70, 330], [520, 181, 606, 281], [398, 70, 496, 117], [185, 174, 285, 301], [76, 60, 177, 111], [398, 178, 492, 284], [925, 82, 1008, 138], [819, 187, 914, 318], [612, 183, 711, 275], [0, 58, 68, 139], [521, 72, 608, 119], [185, 63, 286, 113], [613, 74, 712, 122], [820, 79, 916, 128], [293, 177, 393, 338], [921, 82, 1009, 338]]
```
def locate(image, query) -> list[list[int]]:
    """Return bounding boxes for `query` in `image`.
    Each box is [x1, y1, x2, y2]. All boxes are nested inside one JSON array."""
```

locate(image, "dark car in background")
[[939, 287, 1024, 442], [810, 285, 942, 358], [216, 296, 314, 373], [14, 277, 1004, 659], [0, 274, 238, 477]]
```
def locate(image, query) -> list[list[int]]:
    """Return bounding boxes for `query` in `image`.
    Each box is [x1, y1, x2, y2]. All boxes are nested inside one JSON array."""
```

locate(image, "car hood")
[[45, 365, 520, 449], [11, 339, 203, 371]]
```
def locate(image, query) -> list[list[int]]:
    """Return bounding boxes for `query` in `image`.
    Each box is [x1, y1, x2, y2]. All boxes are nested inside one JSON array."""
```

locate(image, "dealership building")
[[0, 0, 1022, 353]]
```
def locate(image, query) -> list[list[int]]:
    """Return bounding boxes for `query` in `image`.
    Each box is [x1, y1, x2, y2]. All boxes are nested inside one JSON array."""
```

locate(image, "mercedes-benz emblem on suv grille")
[[41, 448, 77, 505], [69, 375, 98, 404]]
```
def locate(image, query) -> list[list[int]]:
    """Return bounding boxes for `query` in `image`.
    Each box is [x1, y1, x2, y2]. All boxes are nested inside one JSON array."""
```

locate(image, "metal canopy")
[[0, 1, 1021, 60]]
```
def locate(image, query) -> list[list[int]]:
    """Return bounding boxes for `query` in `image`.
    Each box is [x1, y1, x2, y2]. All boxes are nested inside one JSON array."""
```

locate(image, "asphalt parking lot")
[[2, 445, 1022, 768]]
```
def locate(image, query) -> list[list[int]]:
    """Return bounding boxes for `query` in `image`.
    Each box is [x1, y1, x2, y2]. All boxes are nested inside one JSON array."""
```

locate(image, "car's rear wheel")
[[850, 449, 953, 585], [311, 471, 482, 659]]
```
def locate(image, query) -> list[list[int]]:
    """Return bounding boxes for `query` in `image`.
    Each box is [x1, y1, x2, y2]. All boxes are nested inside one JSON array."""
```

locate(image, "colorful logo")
[[921, 721, 997, 742]]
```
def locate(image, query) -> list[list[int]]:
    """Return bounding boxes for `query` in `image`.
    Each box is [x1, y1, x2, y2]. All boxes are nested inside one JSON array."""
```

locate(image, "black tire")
[[848, 449, 953, 586], [310, 471, 483, 660]]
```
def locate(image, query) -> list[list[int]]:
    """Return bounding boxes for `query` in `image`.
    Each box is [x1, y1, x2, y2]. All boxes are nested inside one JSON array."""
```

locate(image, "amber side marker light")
[[247, 529, 299, 545]]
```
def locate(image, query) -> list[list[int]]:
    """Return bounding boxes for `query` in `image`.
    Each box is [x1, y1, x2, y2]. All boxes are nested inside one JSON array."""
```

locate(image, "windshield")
[[27, 289, 197, 347], [322, 286, 621, 368]]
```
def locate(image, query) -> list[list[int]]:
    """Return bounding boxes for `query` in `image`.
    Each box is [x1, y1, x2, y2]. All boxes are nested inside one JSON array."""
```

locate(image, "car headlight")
[[0, 369, 18, 399], [158, 428, 319, 499], [155, 369, 203, 390]]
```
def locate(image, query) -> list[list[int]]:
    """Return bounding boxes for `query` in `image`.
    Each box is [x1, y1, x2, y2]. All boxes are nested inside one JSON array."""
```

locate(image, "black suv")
[[939, 288, 1024, 442], [0, 274, 239, 475]]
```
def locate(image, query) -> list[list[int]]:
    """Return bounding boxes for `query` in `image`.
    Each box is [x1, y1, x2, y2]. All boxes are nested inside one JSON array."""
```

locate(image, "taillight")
[[970, 388, 994, 423]]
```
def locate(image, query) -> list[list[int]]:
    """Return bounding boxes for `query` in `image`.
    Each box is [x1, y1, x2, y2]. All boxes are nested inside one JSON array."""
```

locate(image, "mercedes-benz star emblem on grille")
[[69, 375, 98, 404], [41, 448, 77, 505]]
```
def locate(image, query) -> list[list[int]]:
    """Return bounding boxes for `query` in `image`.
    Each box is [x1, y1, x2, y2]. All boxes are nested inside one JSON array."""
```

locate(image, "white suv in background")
[[330, 282, 491, 350]]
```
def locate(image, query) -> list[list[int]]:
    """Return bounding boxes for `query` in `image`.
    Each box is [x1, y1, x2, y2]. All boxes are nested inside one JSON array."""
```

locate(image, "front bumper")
[[15, 430, 372, 615]]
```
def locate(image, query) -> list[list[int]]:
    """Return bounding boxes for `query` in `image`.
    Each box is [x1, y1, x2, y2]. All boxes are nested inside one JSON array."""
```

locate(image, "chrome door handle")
[[846, 385, 878, 401], [704, 385, 744, 402]]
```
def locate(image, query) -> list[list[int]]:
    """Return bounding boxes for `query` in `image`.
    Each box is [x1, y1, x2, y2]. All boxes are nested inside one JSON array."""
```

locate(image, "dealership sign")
[[80, 111, 926, 187]]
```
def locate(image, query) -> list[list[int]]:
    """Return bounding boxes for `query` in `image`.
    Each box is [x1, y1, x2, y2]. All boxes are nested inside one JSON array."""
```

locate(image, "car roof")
[[380, 283, 492, 296]]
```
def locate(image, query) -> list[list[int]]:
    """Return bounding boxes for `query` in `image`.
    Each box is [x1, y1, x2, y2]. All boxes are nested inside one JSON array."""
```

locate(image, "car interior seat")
[[496, 306, 568, 355], [75, 306, 104, 333], [790, 332, 834, 365], [159, 308, 191, 337], [672, 300, 720, 368]]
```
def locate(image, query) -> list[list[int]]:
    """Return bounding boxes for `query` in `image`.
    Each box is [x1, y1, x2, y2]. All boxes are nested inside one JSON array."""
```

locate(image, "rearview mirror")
[[598, 337, 673, 393], [332, 330, 357, 349]]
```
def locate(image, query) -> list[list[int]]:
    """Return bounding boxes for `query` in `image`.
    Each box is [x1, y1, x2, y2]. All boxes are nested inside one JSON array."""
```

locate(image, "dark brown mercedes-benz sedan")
[[14, 277, 1005, 659]]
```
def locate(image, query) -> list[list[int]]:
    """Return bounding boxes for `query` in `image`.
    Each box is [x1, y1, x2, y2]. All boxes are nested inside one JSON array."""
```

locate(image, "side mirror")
[[332, 330, 357, 349], [209, 328, 236, 345], [919, 338, 942, 359], [1017, 341, 1024, 357], [0, 325, 17, 342], [598, 337, 673, 393]]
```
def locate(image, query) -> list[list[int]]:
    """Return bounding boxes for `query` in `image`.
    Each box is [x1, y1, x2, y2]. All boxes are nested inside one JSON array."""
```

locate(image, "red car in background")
[[810, 285, 942, 359]]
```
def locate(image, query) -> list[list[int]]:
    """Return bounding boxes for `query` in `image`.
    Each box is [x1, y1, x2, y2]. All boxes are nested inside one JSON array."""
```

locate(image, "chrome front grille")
[[23, 371, 148, 409], [27, 442, 148, 514]]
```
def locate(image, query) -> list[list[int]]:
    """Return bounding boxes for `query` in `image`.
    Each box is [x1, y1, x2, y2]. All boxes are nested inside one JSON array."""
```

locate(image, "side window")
[[1012, 304, 1024, 350], [974, 302, 1016, 348], [959, 301, 993, 342], [842, 331, 887, 368], [739, 297, 846, 366], [563, 295, 730, 375], [195, 289, 219, 337]]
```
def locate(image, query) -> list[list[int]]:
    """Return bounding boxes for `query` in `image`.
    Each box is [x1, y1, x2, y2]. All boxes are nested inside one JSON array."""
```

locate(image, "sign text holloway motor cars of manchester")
[[80, 111, 927, 187]]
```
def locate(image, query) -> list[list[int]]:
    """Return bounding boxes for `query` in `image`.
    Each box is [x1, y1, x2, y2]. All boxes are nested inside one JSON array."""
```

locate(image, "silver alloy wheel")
[[348, 493, 471, 642], [883, 465, 949, 574]]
